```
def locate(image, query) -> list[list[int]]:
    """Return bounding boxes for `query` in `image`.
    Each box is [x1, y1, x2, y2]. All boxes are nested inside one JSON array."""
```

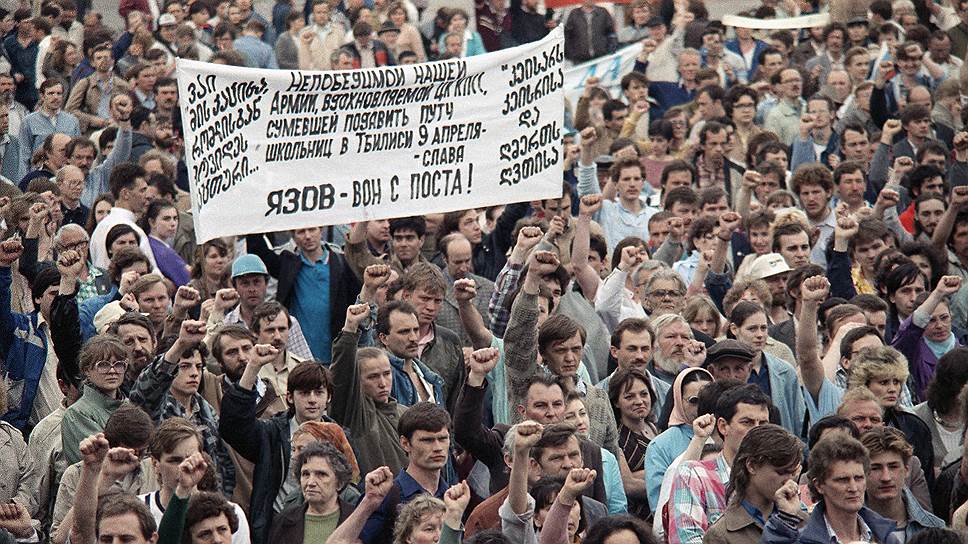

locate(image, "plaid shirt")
[[224, 305, 313, 360], [487, 262, 522, 338], [128, 355, 236, 498], [667, 454, 730, 544], [163, 393, 237, 498]]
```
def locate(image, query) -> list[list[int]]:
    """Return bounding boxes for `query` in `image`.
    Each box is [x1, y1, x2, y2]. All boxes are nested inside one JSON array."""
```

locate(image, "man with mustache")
[[376, 299, 445, 408], [647, 313, 707, 387], [250, 300, 305, 400]]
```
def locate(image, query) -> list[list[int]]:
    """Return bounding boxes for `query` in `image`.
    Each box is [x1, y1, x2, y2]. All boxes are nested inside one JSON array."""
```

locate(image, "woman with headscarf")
[[643, 367, 713, 517]]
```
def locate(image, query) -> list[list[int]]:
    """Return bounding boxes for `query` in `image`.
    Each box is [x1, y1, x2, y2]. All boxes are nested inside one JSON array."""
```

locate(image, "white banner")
[[721, 13, 830, 29], [563, 42, 643, 111], [176, 28, 566, 242]]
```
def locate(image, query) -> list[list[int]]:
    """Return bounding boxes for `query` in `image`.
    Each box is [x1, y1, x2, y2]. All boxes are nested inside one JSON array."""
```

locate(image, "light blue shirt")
[[18, 109, 80, 176], [234, 35, 279, 69], [577, 162, 650, 251], [644, 424, 694, 510], [600, 447, 629, 514]]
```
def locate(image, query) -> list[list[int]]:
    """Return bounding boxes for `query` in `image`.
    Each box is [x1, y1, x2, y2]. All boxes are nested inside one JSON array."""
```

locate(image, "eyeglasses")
[[649, 289, 684, 299], [94, 360, 128, 373], [686, 395, 700, 405], [60, 240, 89, 252]]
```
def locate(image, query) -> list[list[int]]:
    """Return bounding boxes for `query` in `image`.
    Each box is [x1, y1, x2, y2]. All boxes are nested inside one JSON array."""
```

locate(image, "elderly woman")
[[892, 275, 962, 402], [268, 442, 356, 543]]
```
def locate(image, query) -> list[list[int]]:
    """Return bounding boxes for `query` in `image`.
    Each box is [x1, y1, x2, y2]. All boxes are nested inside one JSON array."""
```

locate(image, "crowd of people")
[[2, 0, 968, 542]]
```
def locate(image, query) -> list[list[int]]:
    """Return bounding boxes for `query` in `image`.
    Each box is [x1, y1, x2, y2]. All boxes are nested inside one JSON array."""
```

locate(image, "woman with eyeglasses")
[[61, 334, 130, 466], [727, 301, 805, 438], [891, 275, 962, 402]]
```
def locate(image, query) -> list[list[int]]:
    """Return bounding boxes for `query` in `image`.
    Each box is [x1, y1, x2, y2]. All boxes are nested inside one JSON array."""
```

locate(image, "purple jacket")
[[891, 314, 958, 402]]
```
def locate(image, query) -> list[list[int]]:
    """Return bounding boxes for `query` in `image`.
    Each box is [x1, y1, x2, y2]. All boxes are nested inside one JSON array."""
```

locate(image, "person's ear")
[[716, 416, 728, 438]]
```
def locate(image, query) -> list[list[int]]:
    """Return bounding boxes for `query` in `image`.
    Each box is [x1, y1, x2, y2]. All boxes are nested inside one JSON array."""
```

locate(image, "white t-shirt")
[[139, 490, 251, 544]]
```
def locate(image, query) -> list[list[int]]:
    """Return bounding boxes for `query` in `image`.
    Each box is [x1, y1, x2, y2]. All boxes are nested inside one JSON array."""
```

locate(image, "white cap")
[[748, 253, 792, 281]]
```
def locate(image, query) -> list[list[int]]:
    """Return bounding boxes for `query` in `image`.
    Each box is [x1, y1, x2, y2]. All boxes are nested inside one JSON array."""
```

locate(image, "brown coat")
[[65, 74, 131, 133], [464, 486, 510, 538], [703, 501, 806, 544]]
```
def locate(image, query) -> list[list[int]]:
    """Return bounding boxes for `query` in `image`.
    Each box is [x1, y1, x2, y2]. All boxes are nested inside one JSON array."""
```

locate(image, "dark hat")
[[846, 16, 869, 26], [645, 16, 665, 27], [378, 20, 400, 35], [704, 339, 755, 368]]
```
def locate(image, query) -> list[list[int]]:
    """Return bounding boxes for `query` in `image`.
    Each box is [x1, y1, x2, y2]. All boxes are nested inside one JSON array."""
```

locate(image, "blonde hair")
[[836, 386, 881, 416], [846, 346, 909, 390], [393, 495, 446, 544]]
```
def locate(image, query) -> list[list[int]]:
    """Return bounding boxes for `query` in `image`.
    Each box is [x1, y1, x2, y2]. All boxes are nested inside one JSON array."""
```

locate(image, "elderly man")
[[647, 313, 706, 386], [56, 165, 87, 226]]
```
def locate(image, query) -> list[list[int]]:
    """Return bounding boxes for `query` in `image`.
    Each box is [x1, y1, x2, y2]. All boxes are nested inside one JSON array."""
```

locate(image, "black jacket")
[[219, 381, 292, 544], [268, 500, 355, 543], [886, 407, 936, 489], [245, 233, 360, 344], [472, 202, 529, 281]]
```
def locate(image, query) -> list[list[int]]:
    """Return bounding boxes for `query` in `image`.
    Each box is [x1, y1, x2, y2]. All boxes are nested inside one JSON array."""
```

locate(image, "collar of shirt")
[[396, 468, 447, 499], [823, 512, 873, 544], [741, 499, 767, 527], [299, 246, 329, 265], [416, 327, 435, 358]]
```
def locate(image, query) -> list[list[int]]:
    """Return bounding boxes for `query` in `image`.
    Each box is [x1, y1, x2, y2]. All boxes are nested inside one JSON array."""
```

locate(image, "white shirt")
[[89, 207, 159, 271], [140, 491, 251, 544]]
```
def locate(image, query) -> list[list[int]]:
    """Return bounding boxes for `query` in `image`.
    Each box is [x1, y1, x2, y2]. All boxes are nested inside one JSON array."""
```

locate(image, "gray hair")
[[632, 259, 667, 288], [292, 441, 353, 490], [54, 165, 83, 184], [651, 312, 693, 339], [644, 268, 687, 295], [53, 223, 88, 250]]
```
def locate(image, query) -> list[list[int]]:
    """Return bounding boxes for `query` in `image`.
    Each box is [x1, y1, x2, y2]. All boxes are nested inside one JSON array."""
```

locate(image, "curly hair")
[[393, 494, 446, 544], [846, 346, 909, 391]]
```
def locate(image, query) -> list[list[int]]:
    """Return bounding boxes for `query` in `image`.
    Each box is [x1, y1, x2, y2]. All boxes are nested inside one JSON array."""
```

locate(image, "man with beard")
[[206, 254, 312, 360], [647, 313, 707, 386], [0, 73, 29, 138], [250, 301, 305, 400], [105, 312, 156, 396], [435, 233, 494, 344]]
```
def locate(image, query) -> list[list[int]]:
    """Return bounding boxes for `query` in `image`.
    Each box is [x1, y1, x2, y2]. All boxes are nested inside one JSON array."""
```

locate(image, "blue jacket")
[[388, 353, 444, 408], [725, 38, 769, 78], [762, 351, 806, 440], [78, 287, 120, 341], [0, 267, 48, 430], [763, 502, 901, 544]]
